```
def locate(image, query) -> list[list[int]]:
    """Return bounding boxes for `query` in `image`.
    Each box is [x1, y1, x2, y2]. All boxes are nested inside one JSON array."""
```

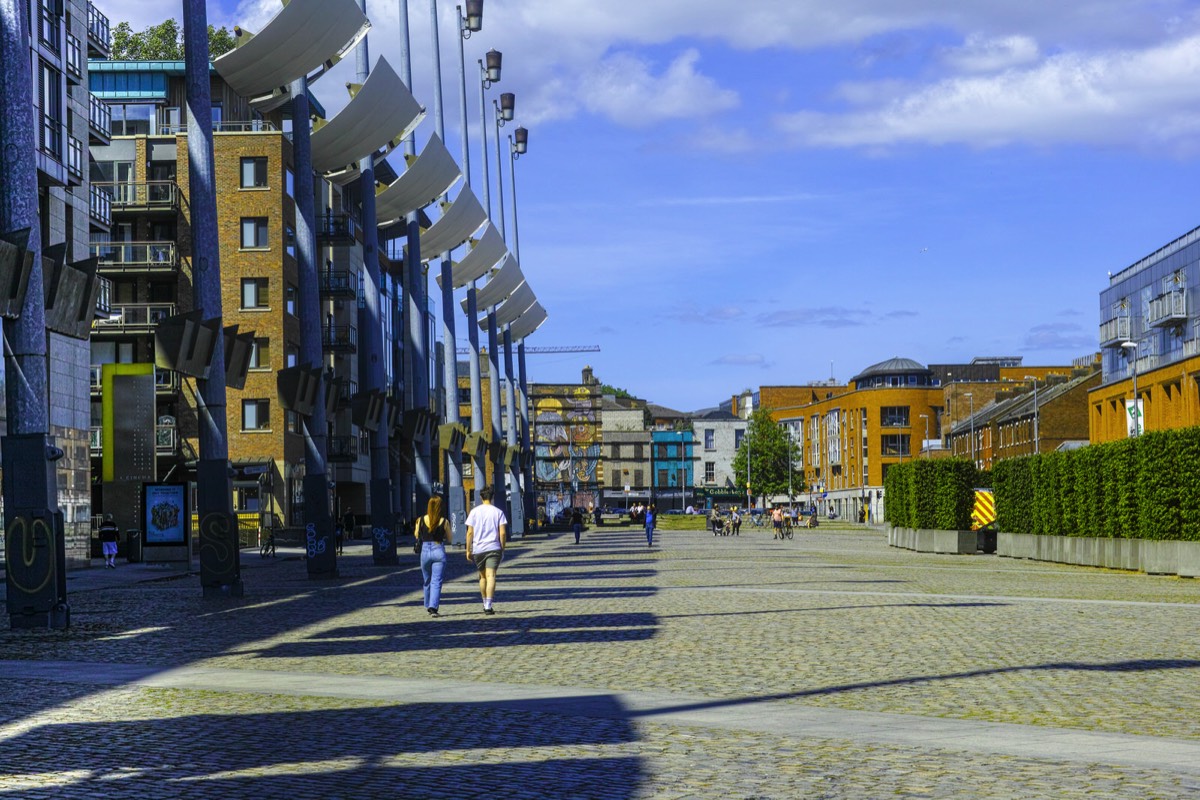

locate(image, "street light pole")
[[1121, 341, 1141, 436]]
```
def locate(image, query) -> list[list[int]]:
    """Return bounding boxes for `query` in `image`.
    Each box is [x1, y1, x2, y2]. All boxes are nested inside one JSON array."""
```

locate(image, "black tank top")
[[418, 517, 448, 544]]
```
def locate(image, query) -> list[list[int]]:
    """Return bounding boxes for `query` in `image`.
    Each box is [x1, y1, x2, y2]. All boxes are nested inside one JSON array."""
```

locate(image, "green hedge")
[[884, 459, 977, 531], [991, 426, 1200, 541]]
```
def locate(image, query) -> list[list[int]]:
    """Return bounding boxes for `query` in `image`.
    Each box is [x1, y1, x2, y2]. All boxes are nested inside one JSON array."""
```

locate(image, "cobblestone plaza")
[[3, 525, 1200, 798]]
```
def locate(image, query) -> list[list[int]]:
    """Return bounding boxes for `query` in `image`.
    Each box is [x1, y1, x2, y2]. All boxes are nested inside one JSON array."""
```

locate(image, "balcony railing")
[[66, 134, 84, 182], [319, 269, 358, 298], [1099, 315, 1131, 347], [65, 31, 83, 83], [327, 435, 359, 462], [321, 324, 357, 353], [337, 379, 360, 406], [91, 365, 180, 394], [316, 213, 358, 244], [1148, 290, 1187, 328], [91, 302, 175, 334], [156, 119, 279, 135], [89, 92, 111, 141], [90, 241, 178, 272], [96, 181, 180, 213], [86, 1, 111, 56], [89, 184, 112, 226], [89, 426, 101, 454]]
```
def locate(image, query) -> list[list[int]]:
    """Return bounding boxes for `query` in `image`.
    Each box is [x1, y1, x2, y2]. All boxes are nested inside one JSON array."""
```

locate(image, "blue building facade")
[[651, 430, 694, 511]]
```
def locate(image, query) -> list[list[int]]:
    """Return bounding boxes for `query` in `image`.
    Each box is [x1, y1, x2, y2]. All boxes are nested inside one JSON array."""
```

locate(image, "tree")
[[110, 19, 236, 61], [599, 384, 633, 400], [730, 409, 803, 504]]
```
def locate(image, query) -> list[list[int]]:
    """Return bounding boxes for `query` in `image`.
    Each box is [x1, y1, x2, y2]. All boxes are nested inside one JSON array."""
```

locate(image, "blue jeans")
[[645, 524, 654, 546], [573, 523, 582, 543], [420, 542, 446, 609]]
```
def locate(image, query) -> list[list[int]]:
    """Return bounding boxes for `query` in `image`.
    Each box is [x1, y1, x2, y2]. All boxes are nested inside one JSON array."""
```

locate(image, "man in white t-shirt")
[[466, 484, 508, 615]]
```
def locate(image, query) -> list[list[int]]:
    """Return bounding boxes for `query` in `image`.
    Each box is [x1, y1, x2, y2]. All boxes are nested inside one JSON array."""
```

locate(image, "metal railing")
[[316, 213, 358, 241], [96, 181, 180, 212], [319, 269, 358, 297], [1148, 290, 1187, 327], [89, 426, 101, 453], [89, 184, 112, 226], [90, 241, 178, 271], [327, 436, 359, 461], [89, 92, 112, 139], [156, 119, 279, 135], [1099, 315, 1131, 346], [321, 324, 357, 351], [90, 365, 180, 392], [96, 276, 112, 315], [91, 302, 175, 333], [87, 1, 111, 53]]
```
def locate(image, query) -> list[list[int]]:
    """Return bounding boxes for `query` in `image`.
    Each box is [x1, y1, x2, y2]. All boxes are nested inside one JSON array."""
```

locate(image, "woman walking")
[[414, 496, 450, 616]]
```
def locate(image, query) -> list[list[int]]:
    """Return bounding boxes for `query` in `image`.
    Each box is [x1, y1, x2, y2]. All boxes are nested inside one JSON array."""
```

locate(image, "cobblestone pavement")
[[2, 525, 1200, 798]]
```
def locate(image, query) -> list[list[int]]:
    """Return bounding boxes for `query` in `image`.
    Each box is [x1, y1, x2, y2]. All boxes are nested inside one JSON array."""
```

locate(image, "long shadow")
[[497, 585, 658, 602], [0, 694, 643, 799], [658, 601, 1009, 620], [625, 658, 1200, 720], [500, 569, 658, 582]]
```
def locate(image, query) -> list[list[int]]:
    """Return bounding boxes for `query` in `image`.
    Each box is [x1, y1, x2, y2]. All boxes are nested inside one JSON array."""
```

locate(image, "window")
[[249, 337, 270, 369], [242, 399, 270, 430], [633, 443, 644, 461], [657, 469, 668, 487], [880, 406, 909, 427], [704, 462, 715, 483], [240, 217, 269, 249], [240, 157, 268, 188], [704, 429, 715, 450], [881, 434, 910, 457], [286, 284, 297, 316], [241, 278, 268, 309], [734, 429, 745, 449], [457, 386, 471, 404], [285, 410, 299, 434], [285, 225, 295, 258], [285, 168, 294, 198], [633, 469, 644, 487], [285, 346, 298, 369]]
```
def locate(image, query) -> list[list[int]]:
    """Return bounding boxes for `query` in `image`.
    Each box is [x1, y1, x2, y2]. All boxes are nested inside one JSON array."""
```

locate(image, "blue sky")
[[103, 0, 1200, 410]]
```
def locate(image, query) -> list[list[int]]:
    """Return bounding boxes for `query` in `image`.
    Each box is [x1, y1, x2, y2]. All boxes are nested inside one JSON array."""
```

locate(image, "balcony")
[[65, 31, 83, 84], [91, 365, 180, 395], [1148, 290, 1187, 328], [86, 1, 110, 58], [322, 324, 357, 353], [89, 426, 102, 455], [1099, 315, 1131, 347], [89, 185, 112, 228], [91, 302, 175, 335], [327, 435, 359, 463], [157, 119, 279, 136], [319, 269, 358, 299], [66, 134, 84, 184], [316, 213, 358, 245], [90, 241, 178, 274], [336, 379, 359, 408], [97, 182, 180, 215], [88, 93, 111, 143]]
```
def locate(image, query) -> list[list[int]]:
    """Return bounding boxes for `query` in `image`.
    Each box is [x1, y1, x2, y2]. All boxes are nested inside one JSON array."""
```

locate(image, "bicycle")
[[259, 528, 276, 558]]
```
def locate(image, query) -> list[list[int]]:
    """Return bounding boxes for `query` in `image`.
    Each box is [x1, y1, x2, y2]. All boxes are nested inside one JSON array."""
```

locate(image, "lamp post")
[[918, 413, 929, 458], [1023, 375, 1039, 454], [509, 126, 534, 524], [964, 392, 975, 464], [1121, 341, 1141, 436]]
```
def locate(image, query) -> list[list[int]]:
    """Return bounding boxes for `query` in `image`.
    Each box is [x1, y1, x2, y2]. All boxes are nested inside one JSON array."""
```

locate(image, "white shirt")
[[466, 503, 507, 553]]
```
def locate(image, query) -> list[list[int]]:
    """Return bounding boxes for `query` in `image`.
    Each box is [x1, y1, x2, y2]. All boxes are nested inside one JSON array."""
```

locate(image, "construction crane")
[[456, 345, 599, 355]]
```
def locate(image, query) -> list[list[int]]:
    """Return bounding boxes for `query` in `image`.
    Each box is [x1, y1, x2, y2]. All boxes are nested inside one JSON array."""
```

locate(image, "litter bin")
[[126, 529, 143, 563]]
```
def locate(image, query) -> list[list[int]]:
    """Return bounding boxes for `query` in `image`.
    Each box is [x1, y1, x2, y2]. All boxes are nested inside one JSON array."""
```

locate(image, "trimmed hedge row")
[[992, 427, 1200, 541], [884, 459, 978, 531]]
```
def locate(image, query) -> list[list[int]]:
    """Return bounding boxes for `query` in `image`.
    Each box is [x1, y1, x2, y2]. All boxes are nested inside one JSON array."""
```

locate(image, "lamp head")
[[485, 49, 502, 83], [514, 126, 528, 154], [1120, 340, 1138, 355], [500, 92, 515, 121], [465, 0, 483, 32]]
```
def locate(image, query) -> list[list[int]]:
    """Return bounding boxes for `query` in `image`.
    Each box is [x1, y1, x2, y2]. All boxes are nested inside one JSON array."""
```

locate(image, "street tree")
[[111, 19, 236, 61], [731, 408, 803, 505]]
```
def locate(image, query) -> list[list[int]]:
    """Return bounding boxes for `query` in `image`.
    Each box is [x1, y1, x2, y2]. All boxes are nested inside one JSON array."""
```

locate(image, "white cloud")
[[579, 49, 738, 127], [775, 33, 1200, 152], [941, 33, 1040, 72]]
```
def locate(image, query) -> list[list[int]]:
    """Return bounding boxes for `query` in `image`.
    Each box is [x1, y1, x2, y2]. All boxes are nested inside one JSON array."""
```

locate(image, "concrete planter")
[[888, 527, 978, 555], [997, 532, 1200, 577]]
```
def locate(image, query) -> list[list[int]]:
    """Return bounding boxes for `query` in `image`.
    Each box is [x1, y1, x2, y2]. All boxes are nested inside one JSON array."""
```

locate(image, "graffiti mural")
[[534, 385, 601, 504]]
